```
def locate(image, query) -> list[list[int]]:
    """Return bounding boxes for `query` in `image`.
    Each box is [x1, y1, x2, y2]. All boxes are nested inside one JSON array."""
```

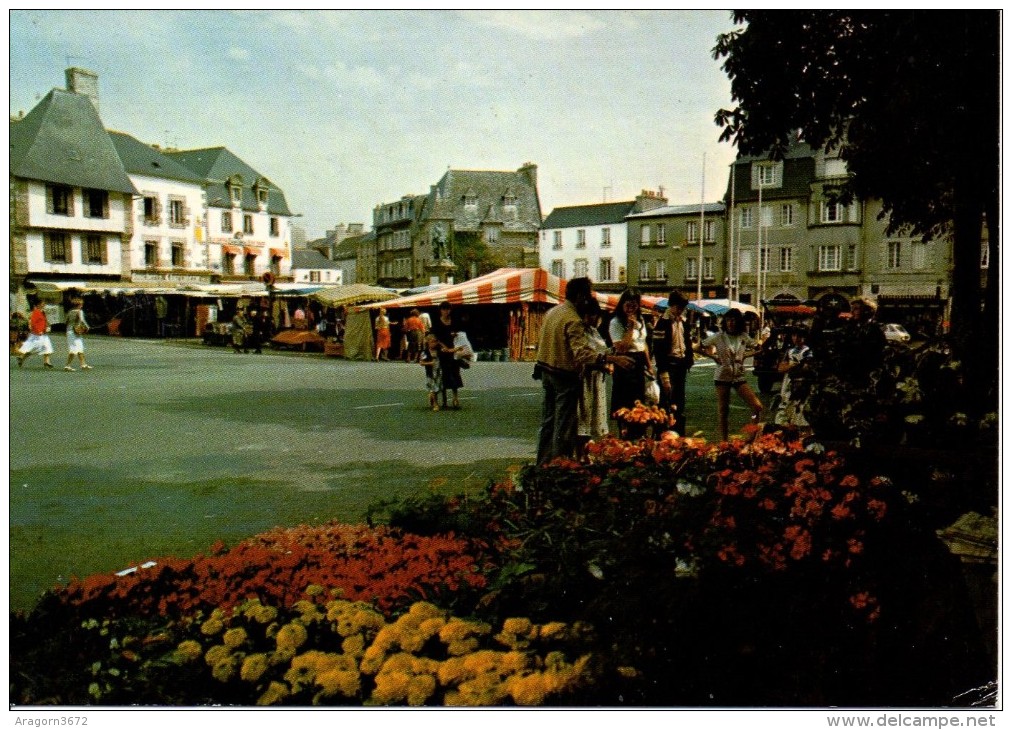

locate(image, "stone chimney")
[[518, 162, 538, 189], [66, 67, 100, 116], [633, 188, 668, 213]]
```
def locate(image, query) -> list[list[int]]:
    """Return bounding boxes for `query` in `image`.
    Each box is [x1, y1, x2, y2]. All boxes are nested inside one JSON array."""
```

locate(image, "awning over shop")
[[269, 248, 287, 259], [357, 268, 567, 310], [311, 283, 400, 308], [222, 245, 242, 255], [244, 247, 259, 257]]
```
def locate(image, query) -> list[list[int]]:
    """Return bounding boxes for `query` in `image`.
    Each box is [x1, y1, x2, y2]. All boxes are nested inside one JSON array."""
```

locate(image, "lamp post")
[[697, 152, 705, 302]]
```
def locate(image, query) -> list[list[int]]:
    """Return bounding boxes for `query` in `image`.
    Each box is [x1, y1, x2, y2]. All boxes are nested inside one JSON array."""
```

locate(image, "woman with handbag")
[[608, 288, 654, 432], [63, 298, 93, 371]]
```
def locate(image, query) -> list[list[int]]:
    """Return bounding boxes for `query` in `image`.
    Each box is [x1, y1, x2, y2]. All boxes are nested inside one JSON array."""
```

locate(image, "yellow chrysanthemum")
[[381, 652, 415, 674], [538, 622, 568, 640], [407, 601, 444, 621], [305, 584, 325, 597], [508, 673, 548, 706], [275, 622, 308, 651], [501, 618, 533, 636], [222, 627, 247, 650], [436, 657, 468, 686], [341, 634, 365, 656], [270, 647, 296, 666], [240, 653, 269, 683], [326, 599, 353, 622], [204, 644, 231, 667], [371, 670, 411, 704], [397, 630, 426, 654], [174, 640, 203, 663], [250, 605, 278, 624], [461, 650, 500, 676], [211, 656, 238, 683], [200, 617, 225, 636], [412, 656, 440, 676], [446, 638, 480, 656], [616, 666, 638, 679], [316, 668, 360, 699], [370, 626, 398, 653], [417, 617, 446, 638], [257, 680, 290, 706], [406, 674, 437, 706], [499, 651, 528, 675]]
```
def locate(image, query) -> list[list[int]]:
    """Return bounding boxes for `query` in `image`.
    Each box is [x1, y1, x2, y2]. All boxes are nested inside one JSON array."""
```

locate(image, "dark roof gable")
[[108, 132, 205, 184], [165, 146, 293, 216], [542, 201, 637, 229], [10, 89, 137, 195]]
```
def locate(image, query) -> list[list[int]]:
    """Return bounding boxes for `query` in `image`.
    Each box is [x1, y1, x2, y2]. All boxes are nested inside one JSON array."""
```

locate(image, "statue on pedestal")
[[431, 224, 447, 262]]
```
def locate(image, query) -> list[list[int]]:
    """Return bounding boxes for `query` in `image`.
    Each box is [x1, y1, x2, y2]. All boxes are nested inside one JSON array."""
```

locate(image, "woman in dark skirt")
[[429, 301, 464, 409], [607, 289, 654, 431]]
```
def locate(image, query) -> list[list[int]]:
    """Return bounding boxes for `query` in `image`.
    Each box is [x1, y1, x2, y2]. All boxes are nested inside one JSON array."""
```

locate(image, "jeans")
[[536, 369, 582, 465]]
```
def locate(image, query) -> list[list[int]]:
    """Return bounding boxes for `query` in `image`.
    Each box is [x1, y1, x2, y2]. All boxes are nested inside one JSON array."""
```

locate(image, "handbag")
[[73, 324, 88, 336], [453, 332, 477, 368], [644, 371, 660, 405]]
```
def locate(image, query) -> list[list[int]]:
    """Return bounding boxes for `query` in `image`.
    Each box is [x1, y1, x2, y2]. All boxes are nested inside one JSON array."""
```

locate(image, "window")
[[221, 211, 233, 233], [44, 232, 69, 262], [781, 204, 794, 226], [819, 245, 841, 271], [552, 231, 562, 250], [230, 183, 242, 206], [980, 242, 989, 269], [270, 217, 280, 237], [485, 227, 499, 245], [686, 221, 698, 243], [599, 257, 614, 282], [85, 234, 105, 264], [639, 260, 650, 281], [83, 189, 109, 219], [761, 206, 774, 228], [143, 195, 160, 225], [888, 241, 902, 269], [847, 245, 859, 271], [168, 197, 186, 227], [243, 215, 254, 236], [574, 258, 588, 278], [256, 185, 269, 208], [703, 257, 714, 280], [310, 271, 321, 283], [779, 247, 793, 272], [656, 225, 666, 245], [576, 229, 586, 248], [760, 246, 770, 273], [912, 242, 927, 270], [244, 254, 256, 276], [740, 207, 754, 229], [464, 193, 477, 208], [821, 201, 843, 223], [47, 184, 73, 216], [640, 225, 651, 245], [739, 249, 754, 274], [704, 220, 716, 243], [685, 257, 698, 280], [551, 259, 565, 278], [655, 259, 666, 279], [171, 242, 185, 268], [503, 193, 517, 209], [601, 227, 611, 247], [754, 162, 782, 188], [223, 253, 236, 275], [145, 241, 159, 267], [270, 256, 281, 276]]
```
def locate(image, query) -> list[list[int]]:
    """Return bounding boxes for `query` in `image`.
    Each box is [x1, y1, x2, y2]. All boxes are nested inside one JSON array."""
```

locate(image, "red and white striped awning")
[[357, 268, 567, 309]]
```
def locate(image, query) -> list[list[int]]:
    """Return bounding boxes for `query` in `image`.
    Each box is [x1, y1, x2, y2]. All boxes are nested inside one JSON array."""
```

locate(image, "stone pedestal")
[[425, 258, 457, 285]]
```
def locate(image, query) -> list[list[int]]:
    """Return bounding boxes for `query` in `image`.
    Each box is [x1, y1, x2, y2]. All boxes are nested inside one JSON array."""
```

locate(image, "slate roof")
[[164, 146, 293, 216], [424, 168, 542, 232], [333, 232, 373, 260], [626, 202, 726, 219], [726, 139, 818, 203], [108, 131, 205, 184], [10, 89, 137, 195], [292, 249, 343, 270], [542, 201, 637, 229]]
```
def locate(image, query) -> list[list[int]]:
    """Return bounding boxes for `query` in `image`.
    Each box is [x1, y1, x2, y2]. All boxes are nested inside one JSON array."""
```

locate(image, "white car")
[[882, 323, 911, 343]]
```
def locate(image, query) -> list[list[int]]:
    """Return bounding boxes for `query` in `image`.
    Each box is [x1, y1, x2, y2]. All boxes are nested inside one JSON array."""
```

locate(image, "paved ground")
[[9, 336, 768, 612]]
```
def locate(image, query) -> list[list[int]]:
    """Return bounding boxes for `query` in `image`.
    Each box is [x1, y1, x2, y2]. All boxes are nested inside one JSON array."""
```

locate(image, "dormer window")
[[463, 191, 477, 209], [752, 161, 783, 189], [255, 179, 269, 209], [503, 192, 517, 209], [229, 176, 243, 206]]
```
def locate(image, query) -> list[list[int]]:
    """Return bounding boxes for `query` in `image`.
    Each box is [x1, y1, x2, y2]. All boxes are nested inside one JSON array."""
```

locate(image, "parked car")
[[881, 323, 911, 343]]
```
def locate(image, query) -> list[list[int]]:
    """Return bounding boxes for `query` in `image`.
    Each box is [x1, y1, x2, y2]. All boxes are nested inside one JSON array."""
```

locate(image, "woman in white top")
[[63, 298, 92, 371], [608, 288, 654, 426], [701, 308, 763, 441]]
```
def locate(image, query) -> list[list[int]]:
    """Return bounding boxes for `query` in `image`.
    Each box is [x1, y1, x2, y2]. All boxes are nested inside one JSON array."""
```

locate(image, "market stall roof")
[[357, 268, 568, 310], [311, 283, 401, 308], [654, 297, 761, 317], [595, 291, 665, 312]]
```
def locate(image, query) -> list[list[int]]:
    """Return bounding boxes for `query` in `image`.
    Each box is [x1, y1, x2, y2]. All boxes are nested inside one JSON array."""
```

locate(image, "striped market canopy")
[[357, 268, 567, 310]]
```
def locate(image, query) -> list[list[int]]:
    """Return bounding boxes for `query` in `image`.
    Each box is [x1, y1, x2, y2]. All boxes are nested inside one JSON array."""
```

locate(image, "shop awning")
[[222, 245, 242, 255], [269, 248, 287, 259], [244, 247, 260, 257], [357, 268, 567, 310]]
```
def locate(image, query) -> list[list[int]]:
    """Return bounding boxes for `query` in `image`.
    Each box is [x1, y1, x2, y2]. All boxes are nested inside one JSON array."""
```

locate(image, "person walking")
[[16, 301, 55, 369], [418, 333, 444, 411], [63, 298, 92, 371], [700, 308, 763, 442], [535, 277, 633, 465], [653, 290, 695, 436], [403, 309, 425, 362], [608, 288, 654, 430], [374, 307, 392, 361], [231, 308, 249, 354], [429, 302, 465, 408]]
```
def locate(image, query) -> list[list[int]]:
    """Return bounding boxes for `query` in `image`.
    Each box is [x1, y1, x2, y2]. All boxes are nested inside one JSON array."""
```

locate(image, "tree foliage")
[[712, 11, 999, 397]]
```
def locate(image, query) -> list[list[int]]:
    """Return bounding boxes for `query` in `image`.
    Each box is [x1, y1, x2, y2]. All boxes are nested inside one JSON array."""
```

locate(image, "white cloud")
[[459, 10, 609, 40], [323, 61, 385, 90], [228, 47, 249, 61]]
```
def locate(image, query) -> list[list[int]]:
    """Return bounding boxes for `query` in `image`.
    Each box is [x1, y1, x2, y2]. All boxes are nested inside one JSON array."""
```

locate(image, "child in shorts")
[[419, 334, 443, 411]]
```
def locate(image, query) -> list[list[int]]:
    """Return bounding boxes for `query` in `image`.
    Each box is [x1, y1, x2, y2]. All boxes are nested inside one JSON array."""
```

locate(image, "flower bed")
[[11, 425, 994, 707]]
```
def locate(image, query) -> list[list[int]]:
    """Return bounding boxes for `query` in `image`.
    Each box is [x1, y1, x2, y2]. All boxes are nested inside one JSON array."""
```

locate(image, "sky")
[[9, 9, 742, 240]]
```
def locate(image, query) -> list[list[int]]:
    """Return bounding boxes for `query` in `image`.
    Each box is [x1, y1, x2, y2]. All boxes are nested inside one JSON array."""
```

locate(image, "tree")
[[712, 11, 999, 409]]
